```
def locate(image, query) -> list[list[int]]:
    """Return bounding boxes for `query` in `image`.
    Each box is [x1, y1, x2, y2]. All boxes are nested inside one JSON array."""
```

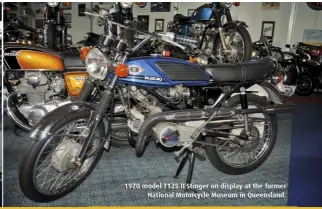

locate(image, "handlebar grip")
[[92, 5, 101, 13]]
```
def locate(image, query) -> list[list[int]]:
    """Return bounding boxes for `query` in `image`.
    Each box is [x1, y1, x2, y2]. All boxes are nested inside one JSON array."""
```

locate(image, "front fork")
[[76, 76, 118, 163]]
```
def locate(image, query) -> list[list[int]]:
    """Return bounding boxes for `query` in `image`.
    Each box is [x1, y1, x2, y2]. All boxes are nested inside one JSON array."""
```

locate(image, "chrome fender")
[[231, 81, 286, 104], [29, 102, 102, 141]]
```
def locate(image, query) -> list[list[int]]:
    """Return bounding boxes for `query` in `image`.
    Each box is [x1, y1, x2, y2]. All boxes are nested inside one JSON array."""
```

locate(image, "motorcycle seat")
[[60, 51, 86, 70], [173, 14, 190, 25], [205, 60, 275, 83], [298, 42, 321, 50]]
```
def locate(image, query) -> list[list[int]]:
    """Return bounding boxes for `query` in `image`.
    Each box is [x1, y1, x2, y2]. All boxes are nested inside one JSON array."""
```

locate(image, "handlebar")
[[84, 4, 187, 54]]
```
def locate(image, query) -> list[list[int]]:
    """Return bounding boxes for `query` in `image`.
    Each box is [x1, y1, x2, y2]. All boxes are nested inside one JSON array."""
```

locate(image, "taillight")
[[234, 2, 240, 6]]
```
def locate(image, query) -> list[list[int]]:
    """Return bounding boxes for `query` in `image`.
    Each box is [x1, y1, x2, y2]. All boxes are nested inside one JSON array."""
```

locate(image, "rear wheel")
[[205, 95, 277, 175], [19, 111, 105, 202]]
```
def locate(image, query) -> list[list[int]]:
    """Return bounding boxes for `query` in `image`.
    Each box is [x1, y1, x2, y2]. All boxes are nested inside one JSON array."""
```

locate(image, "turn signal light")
[[136, 2, 142, 5], [65, 2, 71, 7], [80, 47, 91, 61], [115, 64, 129, 78], [234, 2, 241, 6]]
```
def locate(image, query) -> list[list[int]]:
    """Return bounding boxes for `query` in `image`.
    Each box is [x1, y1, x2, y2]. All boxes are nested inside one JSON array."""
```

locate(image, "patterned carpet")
[[3, 115, 292, 206]]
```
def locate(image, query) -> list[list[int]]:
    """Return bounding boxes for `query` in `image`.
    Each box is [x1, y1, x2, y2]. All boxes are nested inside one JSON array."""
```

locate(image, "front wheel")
[[213, 25, 252, 63], [19, 111, 105, 202], [205, 95, 278, 175]]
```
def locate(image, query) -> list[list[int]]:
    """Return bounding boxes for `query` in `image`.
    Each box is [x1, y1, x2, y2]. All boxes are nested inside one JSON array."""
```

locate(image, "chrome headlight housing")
[[47, 2, 59, 7], [220, 2, 233, 8], [85, 48, 111, 80]]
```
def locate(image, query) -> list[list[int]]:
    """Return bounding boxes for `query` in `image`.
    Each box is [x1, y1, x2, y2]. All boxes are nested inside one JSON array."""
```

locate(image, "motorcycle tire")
[[213, 25, 252, 62], [47, 24, 57, 50], [205, 94, 278, 175], [295, 74, 316, 96], [19, 110, 105, 202]]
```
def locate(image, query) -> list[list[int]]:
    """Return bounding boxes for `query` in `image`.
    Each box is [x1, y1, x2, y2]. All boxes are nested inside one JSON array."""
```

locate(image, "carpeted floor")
[[3, 114, 292, 206], [287, 96, 322, 206]]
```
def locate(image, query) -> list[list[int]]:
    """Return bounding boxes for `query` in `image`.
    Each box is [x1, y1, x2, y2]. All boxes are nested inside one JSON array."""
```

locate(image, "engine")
[[8, 71, 71, 126], [126, 85, 204, 147]]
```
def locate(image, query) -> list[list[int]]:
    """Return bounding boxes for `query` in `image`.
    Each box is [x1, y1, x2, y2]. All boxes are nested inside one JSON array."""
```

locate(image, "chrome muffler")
[[135, 101, 295, 157]]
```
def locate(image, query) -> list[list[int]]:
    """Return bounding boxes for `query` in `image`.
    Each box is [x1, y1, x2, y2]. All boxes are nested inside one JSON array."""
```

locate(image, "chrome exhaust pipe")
[[135, 101, 295, 157], [5, 91, 32, 131]]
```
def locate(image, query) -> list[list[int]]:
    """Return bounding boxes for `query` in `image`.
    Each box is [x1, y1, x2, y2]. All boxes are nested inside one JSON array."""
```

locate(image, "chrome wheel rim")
[[216, 30, 245, 63], [215, 104, 273, 168], [32, 118, 101, 195]]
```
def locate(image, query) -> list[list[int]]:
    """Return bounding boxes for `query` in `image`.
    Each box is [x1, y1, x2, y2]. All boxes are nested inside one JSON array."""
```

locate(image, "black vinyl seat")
[[205, 60, 275, 83], [173, 14, 190, 25]]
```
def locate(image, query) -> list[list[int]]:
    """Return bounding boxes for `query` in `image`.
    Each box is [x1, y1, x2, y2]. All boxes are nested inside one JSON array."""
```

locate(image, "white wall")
[[291, 2, 322, 45], [28, 2, 322, 46]]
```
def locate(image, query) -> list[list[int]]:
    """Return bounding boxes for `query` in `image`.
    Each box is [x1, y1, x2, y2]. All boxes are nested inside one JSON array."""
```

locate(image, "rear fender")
[[231, 81, 285, 104], [29, 102, 103, 142]]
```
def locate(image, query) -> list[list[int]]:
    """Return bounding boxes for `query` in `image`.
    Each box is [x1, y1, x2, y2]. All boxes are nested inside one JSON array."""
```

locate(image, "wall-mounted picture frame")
[[262, 2, 280, 10], [151, 3, 171, 12], [155, 19, 164, 32], [64, 13, 72, 24], [188, 9, 194, 16], [61, 2, 72, 10], [261, 21, 275, 39]]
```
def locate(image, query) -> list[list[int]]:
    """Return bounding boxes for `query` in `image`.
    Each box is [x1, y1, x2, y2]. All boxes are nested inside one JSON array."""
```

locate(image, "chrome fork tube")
[[218, 27, 227, 50]]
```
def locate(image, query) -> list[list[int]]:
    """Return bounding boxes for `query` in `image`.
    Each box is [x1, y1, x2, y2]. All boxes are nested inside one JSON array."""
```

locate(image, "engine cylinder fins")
[[157, 125, 180, 148]]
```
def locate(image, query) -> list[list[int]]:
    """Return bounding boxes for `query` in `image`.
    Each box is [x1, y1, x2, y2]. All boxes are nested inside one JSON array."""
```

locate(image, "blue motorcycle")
[[167, 2, 252, 65], [19, 10, 295, 202]]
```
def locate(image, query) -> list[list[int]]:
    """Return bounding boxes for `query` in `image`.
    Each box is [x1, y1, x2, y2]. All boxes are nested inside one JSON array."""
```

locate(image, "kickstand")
[[173, 149, 197, 193]]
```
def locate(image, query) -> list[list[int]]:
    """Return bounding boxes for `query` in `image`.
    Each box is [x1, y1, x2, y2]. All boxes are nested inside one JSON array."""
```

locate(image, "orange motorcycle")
[[3, 43, 90, 131]]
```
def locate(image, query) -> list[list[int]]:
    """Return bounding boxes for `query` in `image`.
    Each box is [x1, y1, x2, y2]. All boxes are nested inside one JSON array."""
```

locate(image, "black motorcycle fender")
[[29, 102, 99, 142], [223, 21, 248, 29]]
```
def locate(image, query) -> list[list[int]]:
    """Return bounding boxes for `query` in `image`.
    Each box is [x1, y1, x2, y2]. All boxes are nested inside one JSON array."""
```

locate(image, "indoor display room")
[[1, 1, 322, 207]]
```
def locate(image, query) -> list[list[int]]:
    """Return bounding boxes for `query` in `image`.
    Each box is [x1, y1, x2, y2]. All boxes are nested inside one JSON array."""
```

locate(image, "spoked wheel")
[[19, 111, 105, 202], [205, 95, 277, 175], [213, 25, 252, 63]]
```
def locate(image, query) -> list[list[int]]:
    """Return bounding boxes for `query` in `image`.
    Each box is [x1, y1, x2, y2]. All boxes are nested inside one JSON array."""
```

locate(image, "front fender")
[[224, 21, 248, 29], [30, 102, 97, 141]]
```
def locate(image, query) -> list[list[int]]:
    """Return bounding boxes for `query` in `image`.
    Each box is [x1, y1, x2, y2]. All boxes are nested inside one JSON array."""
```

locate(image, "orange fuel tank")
[[16, 50, 65, 71]]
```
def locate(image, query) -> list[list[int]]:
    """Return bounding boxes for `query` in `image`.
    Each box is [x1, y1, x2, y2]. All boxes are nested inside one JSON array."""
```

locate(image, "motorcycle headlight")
[[120, 2, 133, 9], [47, 2, 59, 7], [220, 2, 233, 8], [85, 48, 111, 80]]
